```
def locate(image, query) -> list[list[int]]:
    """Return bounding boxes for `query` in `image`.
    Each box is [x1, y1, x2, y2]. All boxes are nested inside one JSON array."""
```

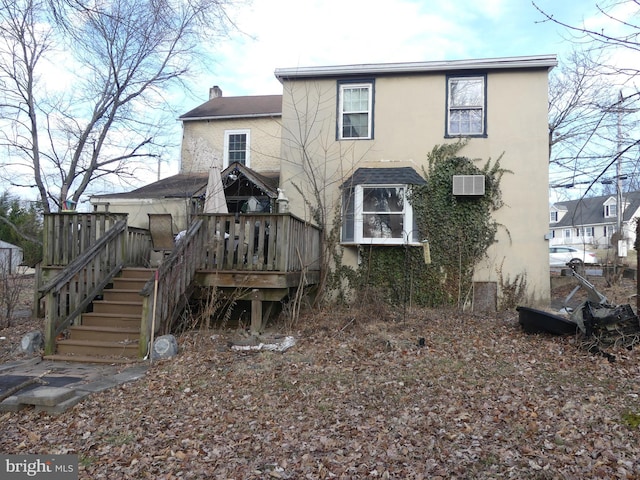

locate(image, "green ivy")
[[353, 143, 508, 308]]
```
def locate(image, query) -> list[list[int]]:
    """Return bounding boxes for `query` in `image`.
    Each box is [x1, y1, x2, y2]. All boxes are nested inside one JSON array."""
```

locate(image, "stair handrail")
[[139, 218, 205, 358], [40, 219, 128, 355]]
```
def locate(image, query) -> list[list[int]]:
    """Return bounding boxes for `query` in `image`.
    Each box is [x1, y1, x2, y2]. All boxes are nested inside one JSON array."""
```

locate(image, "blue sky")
[[185, 0, 597, 99]]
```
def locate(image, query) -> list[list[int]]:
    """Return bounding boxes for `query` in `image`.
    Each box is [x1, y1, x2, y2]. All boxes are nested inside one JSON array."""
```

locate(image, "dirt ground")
[[1, 274, 639, 478]]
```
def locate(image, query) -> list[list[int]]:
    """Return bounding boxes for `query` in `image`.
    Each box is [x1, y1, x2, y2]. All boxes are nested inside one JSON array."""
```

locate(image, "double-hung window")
[[338, 81, 373, 140], [224, 129, 250, 168], [446, 75, 486, 136], [342, 185, 418, 245], [604, 203, 617, 218]]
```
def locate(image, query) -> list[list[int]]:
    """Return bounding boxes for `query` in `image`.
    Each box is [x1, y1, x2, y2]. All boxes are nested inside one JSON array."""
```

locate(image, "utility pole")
[[616, 90, 623, 263]]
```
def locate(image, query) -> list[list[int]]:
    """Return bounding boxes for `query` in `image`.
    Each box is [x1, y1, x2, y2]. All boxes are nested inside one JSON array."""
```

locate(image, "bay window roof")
[[341, 167, 426, 188]]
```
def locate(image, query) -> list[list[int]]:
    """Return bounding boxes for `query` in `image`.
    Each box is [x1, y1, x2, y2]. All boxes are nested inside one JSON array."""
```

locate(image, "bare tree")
[[537, 1, 640, 195], [0, 259, 29, 328], [280, 81, 371, 306], [0, 0, 235, 213]]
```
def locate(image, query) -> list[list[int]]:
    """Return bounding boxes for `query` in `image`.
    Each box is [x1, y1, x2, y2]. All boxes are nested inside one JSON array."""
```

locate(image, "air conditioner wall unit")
[[452, 175, 485, 196]]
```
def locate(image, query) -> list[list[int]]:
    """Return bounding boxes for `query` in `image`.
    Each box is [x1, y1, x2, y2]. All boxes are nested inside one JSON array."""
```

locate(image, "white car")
[[549, 246, 598, 267]]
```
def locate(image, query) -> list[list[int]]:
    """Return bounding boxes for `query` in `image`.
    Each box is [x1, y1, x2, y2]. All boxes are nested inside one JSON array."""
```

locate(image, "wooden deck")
[[37, 212, 322, 360]]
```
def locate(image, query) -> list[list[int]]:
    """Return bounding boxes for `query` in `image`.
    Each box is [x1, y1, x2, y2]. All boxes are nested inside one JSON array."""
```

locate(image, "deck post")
[[250, 288, 262, 334], [43, 291, 57, 356]]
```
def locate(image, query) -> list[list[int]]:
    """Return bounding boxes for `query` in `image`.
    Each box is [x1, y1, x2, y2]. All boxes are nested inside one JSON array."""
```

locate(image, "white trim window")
[[338, 82, 373, 139], [604, 203, 617, 218], [578, 226, 594, 237], [223, 129, 250, 168], [342, 184, 416, 245], [447, 75, 485, 136], [550, 211, 558, 222]]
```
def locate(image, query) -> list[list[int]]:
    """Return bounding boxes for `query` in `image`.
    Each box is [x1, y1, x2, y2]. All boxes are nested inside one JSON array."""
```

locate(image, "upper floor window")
[[338, 81, 373, 140], [550, 211, 558, 222], [604, 203, 617, 218], [224, 129, 250, 168], [446, 75, 486, 137]]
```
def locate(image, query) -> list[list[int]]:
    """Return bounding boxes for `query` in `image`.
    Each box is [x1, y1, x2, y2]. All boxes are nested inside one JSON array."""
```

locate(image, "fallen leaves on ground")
[[2, 305, 640, 479]]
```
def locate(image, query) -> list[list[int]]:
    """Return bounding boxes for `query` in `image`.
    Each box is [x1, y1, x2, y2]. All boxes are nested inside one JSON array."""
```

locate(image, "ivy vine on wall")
[[356, 142, 508, 309]]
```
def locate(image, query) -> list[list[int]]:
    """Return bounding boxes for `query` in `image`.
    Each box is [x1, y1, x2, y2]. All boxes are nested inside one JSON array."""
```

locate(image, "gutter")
[[274, 54, 558, 81]]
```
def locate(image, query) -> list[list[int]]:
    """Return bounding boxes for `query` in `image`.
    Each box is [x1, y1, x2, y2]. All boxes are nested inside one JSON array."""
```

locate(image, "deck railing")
[[38, 212, 321, 358], [42, 212, 129, 267], [36, 213, 151, 317], [197, 213, 321, 272], [139, 219, 206, 357], [40, 219, 129, 355]]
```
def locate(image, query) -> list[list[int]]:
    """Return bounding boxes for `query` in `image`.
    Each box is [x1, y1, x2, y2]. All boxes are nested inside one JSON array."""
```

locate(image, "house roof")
[[551, 191, 640, 227], [179, 95, 282, 121], [91, 173, 210, 200], [0, 240, 21, 250], [223, 162, 279, 198], [275, 54, 557, 81], [341, 167, 426, 188], [90, 163, 280, 202]]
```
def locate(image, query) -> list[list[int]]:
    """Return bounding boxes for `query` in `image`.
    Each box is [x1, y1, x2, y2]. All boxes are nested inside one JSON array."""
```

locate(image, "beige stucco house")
[[275, 55, 557, 307], [91, 88, 283, 230], [179, 86, 282, 175], [91, 54, 555, 308]]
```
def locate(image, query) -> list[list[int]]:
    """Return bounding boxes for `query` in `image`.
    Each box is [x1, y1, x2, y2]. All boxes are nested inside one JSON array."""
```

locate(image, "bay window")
[[342, 184, 419, 245]]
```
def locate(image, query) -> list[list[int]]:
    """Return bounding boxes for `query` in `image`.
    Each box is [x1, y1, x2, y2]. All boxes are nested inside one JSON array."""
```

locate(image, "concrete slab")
[[0, 358, 148, 414], [35, 391, 91, 415], [0, 357, 42, 374], [76, 378, 118, 393], [17, 387, 75, 407], [111, 364, 148, 384], [0, 395, 30, 412]]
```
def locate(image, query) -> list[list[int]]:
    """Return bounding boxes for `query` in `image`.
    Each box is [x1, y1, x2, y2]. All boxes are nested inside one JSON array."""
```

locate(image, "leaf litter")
[[1, 279, 640, 478]]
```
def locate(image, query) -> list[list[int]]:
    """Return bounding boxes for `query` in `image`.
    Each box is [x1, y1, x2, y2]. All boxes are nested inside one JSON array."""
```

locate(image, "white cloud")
[[199, 0, 611, 98]]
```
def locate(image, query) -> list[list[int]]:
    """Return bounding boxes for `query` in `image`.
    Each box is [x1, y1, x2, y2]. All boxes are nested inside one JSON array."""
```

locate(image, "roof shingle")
[[341, 167, 426, 188], [180, 95, 282, 120]]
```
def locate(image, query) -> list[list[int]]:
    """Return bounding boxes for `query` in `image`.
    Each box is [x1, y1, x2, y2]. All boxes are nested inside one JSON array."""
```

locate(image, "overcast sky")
[[183, 0, 599, 101]]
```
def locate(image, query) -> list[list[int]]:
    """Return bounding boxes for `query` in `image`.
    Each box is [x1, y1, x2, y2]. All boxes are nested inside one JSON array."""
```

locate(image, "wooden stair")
[[44, 267, 153, 363]]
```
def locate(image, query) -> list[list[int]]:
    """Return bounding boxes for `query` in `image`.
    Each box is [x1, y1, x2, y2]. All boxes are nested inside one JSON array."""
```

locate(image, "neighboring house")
[[0, 240, 23, 274], [91, 88, 283, 230], [275, 55, 556, 307], [549, 191, 640, 252]]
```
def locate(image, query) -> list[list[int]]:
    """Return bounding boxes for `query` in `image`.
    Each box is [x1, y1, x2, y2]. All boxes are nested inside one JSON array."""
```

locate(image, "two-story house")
[[40, 54, 557, 361], [275, 55, 556, 307], [549, 191, 640, 253], [90, 54, 556, 308]]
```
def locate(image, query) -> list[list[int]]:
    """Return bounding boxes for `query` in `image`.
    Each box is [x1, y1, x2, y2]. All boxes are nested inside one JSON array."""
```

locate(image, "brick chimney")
[[209, 85, 223, 99]]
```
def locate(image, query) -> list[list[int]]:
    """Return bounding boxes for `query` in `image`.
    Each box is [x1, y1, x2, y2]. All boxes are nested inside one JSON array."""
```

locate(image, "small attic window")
[[604, 202, 617, 218]]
